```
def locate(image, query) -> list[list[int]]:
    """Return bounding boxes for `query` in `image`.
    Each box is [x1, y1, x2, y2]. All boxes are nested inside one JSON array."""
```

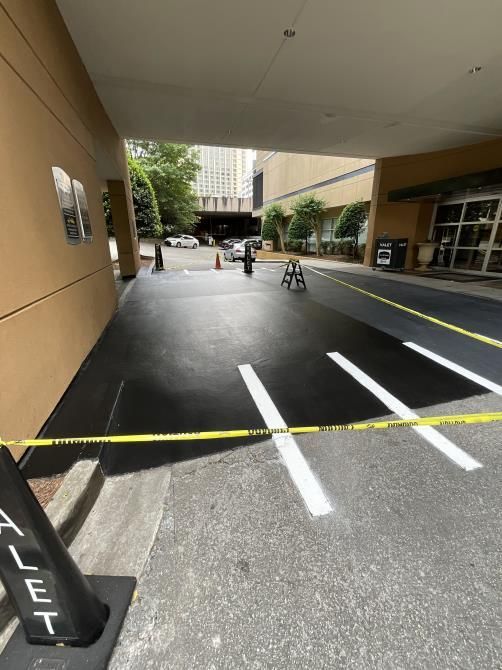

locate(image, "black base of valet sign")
[[0, 446, 135, 670]]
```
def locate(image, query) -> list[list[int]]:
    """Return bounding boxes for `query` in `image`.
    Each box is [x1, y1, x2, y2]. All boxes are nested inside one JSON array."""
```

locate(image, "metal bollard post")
[[154, 243, 164, 271], [0, 446, 136, 668]]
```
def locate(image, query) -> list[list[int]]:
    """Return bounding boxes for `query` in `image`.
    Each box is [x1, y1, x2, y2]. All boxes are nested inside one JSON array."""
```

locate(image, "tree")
[[261, 219, 278, 244], [262, 203, 286, 252], [128, 140, 200, 235], [102, 158, 162, 239], [127, 157, 162, 238], [287, 214, 311, 241], [336, 201, 367, 256], [102, 192, 113, 236], [290, 194, 326, 256]]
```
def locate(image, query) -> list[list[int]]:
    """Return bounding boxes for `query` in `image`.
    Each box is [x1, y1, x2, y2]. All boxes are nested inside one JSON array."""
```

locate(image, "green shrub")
[[287, 239, 303, 253], [287, 215, 311, 241], [103, 158, 162, 239], [261, 219, 278, 242], [320, 240, 330, 254], [336, 201, 367, 253], [263, 203, 286, 252], [290, 194, 326, 256], [127, 157, 162, 238]]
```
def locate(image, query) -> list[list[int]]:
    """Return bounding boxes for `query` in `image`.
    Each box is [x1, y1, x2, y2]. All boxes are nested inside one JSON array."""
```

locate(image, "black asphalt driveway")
[[22, 264, 502, 669]]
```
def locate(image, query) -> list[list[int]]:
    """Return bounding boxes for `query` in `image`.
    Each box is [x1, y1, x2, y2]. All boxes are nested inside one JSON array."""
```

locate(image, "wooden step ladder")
[[281, 259, 306, 290]]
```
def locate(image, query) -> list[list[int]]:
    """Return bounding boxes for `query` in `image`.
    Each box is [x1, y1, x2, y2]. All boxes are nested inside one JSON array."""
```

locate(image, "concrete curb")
[[0, 459, 104, 631]]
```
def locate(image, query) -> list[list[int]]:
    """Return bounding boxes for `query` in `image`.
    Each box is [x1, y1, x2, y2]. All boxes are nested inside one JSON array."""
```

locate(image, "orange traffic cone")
[[215, 252, 222, 270]]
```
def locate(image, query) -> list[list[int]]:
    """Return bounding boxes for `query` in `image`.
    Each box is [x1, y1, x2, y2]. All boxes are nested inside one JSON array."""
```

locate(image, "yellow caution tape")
[[2, 411, 502, 448], [305, 266, 502, 349]]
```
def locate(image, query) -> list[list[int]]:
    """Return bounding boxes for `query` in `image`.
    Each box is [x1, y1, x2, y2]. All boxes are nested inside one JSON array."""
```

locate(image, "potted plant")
[[415, 239, 439, 271]]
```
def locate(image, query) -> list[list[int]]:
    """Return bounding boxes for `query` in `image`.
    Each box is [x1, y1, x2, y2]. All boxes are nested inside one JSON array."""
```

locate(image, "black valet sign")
[[376, 241, 392, 265], [52, 167, 80, 244], [0, 448, 108, 647]]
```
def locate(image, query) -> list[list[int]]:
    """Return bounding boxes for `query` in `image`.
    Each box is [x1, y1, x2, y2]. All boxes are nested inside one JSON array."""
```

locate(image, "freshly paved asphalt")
[[22, 259, 502, 668]]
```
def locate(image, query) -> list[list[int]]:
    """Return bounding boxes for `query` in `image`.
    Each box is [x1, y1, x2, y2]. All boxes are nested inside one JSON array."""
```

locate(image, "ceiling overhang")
[[56, 0, 502, 158]]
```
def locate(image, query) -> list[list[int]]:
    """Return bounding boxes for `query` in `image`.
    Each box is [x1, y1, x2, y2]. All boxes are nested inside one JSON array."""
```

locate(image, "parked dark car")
[[219, 238, 242, 249], [246, 236, 262, 250]]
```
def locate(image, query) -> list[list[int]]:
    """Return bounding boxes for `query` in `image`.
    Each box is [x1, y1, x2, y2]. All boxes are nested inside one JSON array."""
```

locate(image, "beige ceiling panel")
[[56, 0, 502, 156], [57, 0, 305, 94], [95, 81, 247, 146], [257, 0, 502, 120]]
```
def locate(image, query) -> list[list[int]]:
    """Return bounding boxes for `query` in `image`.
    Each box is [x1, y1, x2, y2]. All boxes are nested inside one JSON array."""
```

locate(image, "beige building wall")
[[365, 137, 502, 269], [253, 151, 374, 219], [0, 0, 138, 458]]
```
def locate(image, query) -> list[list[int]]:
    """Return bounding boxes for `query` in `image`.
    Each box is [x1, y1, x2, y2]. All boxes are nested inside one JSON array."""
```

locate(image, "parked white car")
[[223, 240, 257, 262], [164, 234, 199, 248]]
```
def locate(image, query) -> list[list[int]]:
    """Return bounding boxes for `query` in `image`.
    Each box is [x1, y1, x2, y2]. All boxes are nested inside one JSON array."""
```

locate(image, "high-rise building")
[[240, 163, 255, 199], [194, 145, 254, 198]]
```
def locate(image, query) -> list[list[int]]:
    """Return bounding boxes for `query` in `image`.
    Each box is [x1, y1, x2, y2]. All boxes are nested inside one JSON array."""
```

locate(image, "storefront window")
[[432, 225, 457, 245], [492, 223, 502, 249], [321, 218, 337, 241], [486, 249, 502, 273], [453, 248, 487, 271], [462, 199, 499, 222], [435, 203, 463, 223], [431, 197, 502, 274], [432, 225, 457, 267], [457, 222, 493, 247]]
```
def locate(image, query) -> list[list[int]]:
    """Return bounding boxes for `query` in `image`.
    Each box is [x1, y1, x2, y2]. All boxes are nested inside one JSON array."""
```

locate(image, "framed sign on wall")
[[52, 167, 80, 244], [72, 179, 93, 242]]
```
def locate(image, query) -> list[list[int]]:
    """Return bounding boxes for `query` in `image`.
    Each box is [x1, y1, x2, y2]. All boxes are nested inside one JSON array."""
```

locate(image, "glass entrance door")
[[431, 196, 502, 275]]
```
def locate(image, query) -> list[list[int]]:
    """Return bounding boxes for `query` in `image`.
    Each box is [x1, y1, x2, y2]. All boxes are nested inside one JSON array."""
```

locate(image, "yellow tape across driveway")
[[304, 266, 502, 349], [2, 411, 502, 448]]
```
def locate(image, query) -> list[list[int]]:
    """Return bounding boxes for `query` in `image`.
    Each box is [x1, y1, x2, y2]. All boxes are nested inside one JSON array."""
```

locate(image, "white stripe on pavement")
[[184, 269, 190, 275], [327, 352, 482, 471], [404, 342, 502, 395], [238, 364, 333, 517]]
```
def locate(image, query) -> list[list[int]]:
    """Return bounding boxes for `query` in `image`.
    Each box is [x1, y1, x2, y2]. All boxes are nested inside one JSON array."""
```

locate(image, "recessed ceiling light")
[[468, 66, 482, 74], [283, 28, 296, 38]]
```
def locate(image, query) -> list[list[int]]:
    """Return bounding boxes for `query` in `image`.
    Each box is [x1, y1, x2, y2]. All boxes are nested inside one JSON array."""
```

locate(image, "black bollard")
[[0, 446, 135, 668], [243, 242, 254, 274], [154, 243, 164, 271]]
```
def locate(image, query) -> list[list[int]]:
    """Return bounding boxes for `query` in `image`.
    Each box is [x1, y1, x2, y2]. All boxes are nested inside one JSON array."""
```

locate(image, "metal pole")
[[0, 447, 108, 646], [154, 243, 164, 271]]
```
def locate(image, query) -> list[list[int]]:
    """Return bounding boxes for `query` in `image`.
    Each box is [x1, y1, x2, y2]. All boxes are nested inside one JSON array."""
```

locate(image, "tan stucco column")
[[364, 159, 434, 270], [107, 179, 141, 277]]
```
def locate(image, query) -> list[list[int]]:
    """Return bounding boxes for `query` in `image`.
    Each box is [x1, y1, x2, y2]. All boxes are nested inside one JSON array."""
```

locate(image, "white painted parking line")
[[327, 352, 482, 472], [404, 342, 502, 395], [238, 364, 333, 517]]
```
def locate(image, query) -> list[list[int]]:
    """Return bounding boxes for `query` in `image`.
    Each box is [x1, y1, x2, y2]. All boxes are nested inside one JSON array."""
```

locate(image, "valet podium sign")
[[0, 447, 135, 669]]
